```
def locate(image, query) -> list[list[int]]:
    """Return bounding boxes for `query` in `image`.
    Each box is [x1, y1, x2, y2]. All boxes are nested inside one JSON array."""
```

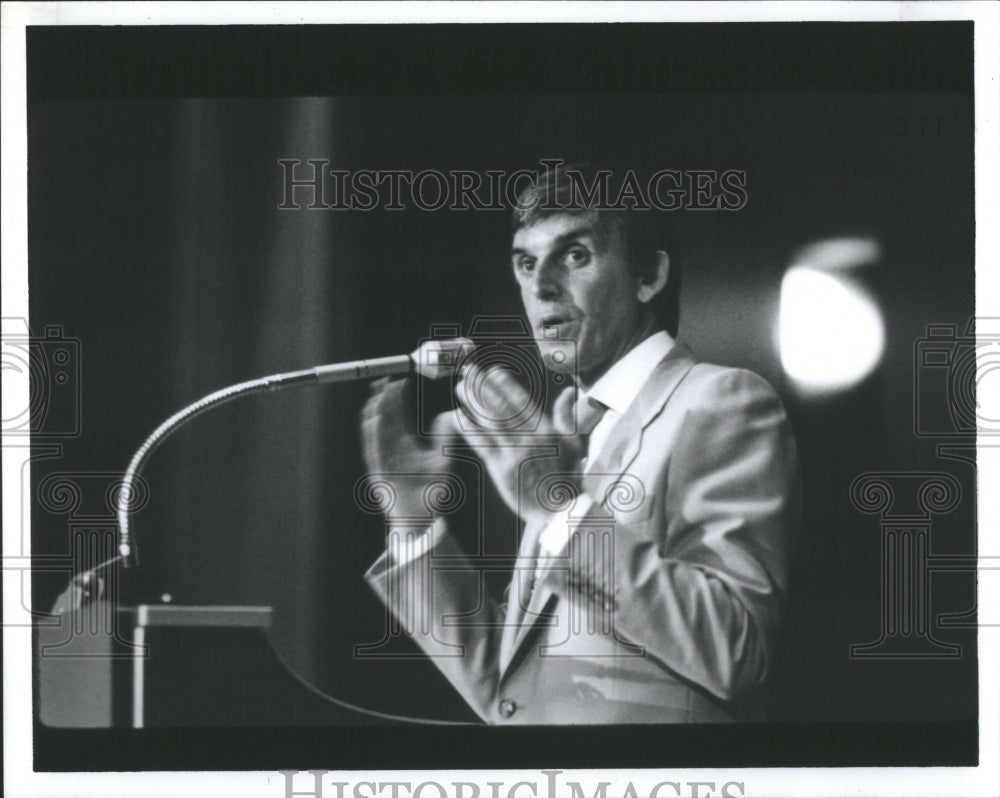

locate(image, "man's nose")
[[531, 259, 563, 301]]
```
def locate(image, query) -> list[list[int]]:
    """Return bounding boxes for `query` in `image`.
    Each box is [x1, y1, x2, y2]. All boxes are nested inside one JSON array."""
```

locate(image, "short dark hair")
[[511, 162, 682, 337]]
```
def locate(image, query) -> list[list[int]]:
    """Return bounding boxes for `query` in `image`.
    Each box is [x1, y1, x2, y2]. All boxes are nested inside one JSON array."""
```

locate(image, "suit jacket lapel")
[[499, 343, 699, 678], [498, 515, 547, 673], [582, 342, 698, 508]]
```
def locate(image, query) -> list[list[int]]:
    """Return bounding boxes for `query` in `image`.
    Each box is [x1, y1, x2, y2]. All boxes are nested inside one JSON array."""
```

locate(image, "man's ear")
[[637, 250, 670, 304]]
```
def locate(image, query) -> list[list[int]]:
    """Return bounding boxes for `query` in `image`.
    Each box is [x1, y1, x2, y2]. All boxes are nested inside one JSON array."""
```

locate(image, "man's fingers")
[[452, 408, 525, 500], [429, 408, 462, 439], [360, 392, 382, 422], [455, 366, 538, 433], [359, 413, 385, 472], [454, 379, 504, 441], [359, 376, 421, 467], [550, 382, 579, 435], [450, 406, 500, 447], [461, 363, 531, 410], [361, 376, 400, 420], [378, 375, 410, 406], [363, 378, 413, 428]]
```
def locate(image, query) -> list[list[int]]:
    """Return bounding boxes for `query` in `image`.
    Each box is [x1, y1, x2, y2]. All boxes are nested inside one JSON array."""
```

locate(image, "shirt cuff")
[[538, 493, 595, 555]]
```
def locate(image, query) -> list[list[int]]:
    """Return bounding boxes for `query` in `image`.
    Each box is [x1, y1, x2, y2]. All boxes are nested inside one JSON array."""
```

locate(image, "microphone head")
[[411, 337, 476, 379]]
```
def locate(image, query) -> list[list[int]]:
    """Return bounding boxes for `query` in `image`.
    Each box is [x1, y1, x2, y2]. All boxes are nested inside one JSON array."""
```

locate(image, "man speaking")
[[360, 163, 800, 724]]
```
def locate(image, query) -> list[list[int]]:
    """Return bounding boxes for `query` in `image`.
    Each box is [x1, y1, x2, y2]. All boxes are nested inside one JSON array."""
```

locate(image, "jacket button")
[[498, 699, 517, 718]]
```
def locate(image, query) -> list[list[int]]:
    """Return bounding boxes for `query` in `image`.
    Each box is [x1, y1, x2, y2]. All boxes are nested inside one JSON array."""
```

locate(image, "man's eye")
[[563, 248, 590, 267], [517, 257, 536, 274]]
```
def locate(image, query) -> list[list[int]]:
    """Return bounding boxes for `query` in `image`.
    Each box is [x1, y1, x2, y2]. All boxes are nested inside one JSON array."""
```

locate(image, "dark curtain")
[[157, 97, 351, 685]]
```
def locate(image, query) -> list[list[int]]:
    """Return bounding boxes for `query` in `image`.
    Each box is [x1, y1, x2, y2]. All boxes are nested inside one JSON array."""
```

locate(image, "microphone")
[[51, 337, 477, 613], [297, 337, 476, 385]]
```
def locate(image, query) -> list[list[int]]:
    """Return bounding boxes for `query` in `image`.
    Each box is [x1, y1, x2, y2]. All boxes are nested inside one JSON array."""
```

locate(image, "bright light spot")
[[778, 265, 885, 394], [792, 237, 882, 272]]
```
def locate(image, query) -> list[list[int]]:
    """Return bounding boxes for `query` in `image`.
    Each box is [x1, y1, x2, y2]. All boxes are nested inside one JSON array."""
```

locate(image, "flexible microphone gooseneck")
[[60, 338, 475, 607]]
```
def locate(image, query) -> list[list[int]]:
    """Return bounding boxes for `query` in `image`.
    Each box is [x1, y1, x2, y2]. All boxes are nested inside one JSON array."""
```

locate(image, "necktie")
[[551, 384, 608, 472], [553, 385, 606, 433]]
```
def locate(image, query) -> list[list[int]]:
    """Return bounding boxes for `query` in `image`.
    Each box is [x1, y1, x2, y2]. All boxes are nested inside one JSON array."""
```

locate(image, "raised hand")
[[360, 376, 460, 519], [453, 363, 587, 525]]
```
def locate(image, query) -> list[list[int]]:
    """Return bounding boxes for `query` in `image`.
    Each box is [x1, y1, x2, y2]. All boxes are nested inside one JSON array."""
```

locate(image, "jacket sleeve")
[[563, 367, 801, 701], [364, 521, 502, 720]]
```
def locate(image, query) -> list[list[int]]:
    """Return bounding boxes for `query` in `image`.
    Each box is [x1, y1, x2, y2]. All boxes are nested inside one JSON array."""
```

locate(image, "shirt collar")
[[583, 330, 675, 416]]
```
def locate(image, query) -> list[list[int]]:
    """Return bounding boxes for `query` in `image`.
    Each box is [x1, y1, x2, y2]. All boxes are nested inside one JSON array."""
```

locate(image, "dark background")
[[27, 23, 977, 768]]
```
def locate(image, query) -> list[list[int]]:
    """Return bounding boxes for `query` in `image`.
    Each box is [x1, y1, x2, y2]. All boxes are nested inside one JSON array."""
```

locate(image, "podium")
[[37, 602, 362, 727]]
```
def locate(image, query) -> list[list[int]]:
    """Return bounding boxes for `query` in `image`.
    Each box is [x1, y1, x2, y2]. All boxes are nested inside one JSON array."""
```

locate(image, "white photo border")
[[3, 2, 998, 797]]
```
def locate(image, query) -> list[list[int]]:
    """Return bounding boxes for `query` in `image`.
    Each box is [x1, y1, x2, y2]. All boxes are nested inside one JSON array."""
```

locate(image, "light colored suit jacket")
[[366, 344, 800, 724]]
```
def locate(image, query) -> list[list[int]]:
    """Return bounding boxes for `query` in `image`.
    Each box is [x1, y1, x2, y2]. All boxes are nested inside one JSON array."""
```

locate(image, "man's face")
[[511, 211, 647, 387]]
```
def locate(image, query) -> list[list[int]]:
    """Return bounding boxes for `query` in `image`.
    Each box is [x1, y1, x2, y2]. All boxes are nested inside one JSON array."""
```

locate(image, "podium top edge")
[[135, 605, 273, 628]]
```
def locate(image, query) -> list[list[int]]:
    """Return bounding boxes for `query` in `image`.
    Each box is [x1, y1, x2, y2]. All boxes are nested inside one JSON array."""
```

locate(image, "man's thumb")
[[430, 409, 462, 439]]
